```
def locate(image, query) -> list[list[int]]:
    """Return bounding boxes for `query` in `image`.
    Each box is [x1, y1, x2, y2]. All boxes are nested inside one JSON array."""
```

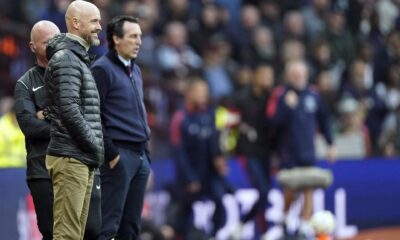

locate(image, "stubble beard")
[[84, 32, 100, 47], [91, 37, 100, 46]]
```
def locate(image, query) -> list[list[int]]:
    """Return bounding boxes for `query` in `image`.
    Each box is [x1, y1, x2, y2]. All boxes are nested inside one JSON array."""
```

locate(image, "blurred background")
[[0, 0, 400, 239]]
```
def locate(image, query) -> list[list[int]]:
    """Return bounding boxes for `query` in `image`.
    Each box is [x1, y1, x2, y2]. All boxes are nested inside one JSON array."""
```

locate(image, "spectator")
[[170, 79, 231, 239], [362, 9, 386, 50], [189, 3, 227, 53], [321, 9, 356, 65], [282, 10, 307, 43], [336, 97, 371, 158], [342, 60, 388, 153], [309, 39, 338, 85], [259, 0, 282, 41], [157, 21, 202, 77], [214, 0, 242, 27], [202, 37, 234, 102], [234, 64, 254, 90], [311, 38, 346, 90], [278, 39, 306, 77], [241, 26, 277, 66], [302, 0, 330, 41], [228, 4, 261, 60], [281, 39, 306, 64], [315, 70, 339, 115]]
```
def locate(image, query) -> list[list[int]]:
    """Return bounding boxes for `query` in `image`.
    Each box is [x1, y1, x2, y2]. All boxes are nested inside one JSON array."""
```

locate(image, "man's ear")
[[112, 35, 120, 46], [29, 41, 36, 54], [72, 17, 80, 30]]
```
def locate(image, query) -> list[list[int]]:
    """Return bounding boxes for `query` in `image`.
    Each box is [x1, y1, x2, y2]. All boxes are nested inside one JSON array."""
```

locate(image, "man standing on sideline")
[[15, 19, 103, 240], [44, 1, 103, 239], [267, 61, 335, 239], [170, 79, 230, 239], [91, 16, 151, 240], [14, 20, 60, 240], [231, 64, 275, 239]]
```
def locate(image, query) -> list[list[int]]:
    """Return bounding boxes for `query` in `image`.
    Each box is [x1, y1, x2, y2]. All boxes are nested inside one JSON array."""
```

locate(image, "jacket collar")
[[106, 49, 135, 73], [118, 55, 131, 67], [66, 33, 90, 51], [47, 33, 91, 65]]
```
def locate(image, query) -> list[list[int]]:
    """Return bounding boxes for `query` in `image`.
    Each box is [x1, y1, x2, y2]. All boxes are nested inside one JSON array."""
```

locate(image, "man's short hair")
[[107, 15, 139, 50]]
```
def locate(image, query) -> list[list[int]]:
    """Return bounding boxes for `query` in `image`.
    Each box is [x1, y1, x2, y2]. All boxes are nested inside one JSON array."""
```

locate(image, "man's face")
[[255, 66, 274, 90], [79, 8, 102, 46], [286, 63, 308, 90], [30, 27, 60, 65], [115, 21, 142, 60], [350, 61, 365, 90], [188, 81, 209, 107], [167, 23, 186, 48]]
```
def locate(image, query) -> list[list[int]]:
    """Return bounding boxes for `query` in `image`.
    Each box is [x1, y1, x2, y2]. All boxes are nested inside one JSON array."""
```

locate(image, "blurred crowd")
[[1, 0, 400, 164]]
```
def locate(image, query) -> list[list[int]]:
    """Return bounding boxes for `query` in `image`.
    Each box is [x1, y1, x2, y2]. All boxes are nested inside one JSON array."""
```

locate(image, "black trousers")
[[85, 173, 102, 240], [27, 179, 53, 240], [27, 174, 102, 240], [99, 148, 150, 240]]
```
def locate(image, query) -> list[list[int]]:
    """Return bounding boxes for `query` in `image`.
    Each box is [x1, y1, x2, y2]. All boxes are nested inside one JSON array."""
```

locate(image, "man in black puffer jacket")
[[44, 1, 103, 239], [15, 20, 102, 240]]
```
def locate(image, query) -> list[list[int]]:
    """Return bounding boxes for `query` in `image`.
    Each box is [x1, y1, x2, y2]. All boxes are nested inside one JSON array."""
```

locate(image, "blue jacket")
[[170, 106, 220, 184], [91, 50, 149, 162], [267, 85, 333, 167]]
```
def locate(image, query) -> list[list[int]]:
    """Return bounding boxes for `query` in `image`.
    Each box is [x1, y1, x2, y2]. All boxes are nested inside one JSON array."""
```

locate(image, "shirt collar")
[[117, 55, 131, 67], [66, 33, 90, 51]]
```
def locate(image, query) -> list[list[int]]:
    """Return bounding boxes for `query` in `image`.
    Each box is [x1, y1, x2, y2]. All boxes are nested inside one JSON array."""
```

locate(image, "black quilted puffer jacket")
[[44, 33, 104, 168]]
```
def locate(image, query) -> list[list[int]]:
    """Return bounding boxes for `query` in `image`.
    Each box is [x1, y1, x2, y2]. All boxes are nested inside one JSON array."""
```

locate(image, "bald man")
[[267, 61, 335, 239], [44, 1, 104, 239], [14, 20, 60, 240]]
